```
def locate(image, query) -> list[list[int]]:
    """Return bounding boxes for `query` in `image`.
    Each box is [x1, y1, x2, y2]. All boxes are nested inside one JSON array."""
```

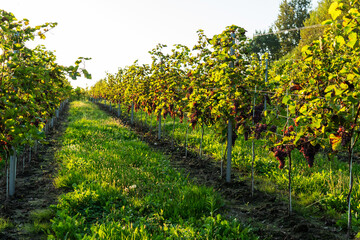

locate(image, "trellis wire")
[[253, 24, 325, 38]]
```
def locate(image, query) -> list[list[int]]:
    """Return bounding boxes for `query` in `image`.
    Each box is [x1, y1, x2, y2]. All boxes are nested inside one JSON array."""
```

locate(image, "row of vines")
[[89, 1, 360, 235], [89, 1, 359, 236], [0, 10, 91, 197]]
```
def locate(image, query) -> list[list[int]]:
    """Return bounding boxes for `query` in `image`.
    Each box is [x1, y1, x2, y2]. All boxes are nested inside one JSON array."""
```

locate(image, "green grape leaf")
[[335, 36, 345, 47], [282, 95, 291, 105], [328, 2, 341, 20], [299, 105, 307, 114], [311, 117, 322, 129], [347, 32, 357, 49], [329, 133, 341, 151], [321, 19, 333, 25], [325, 85, 335, 93]]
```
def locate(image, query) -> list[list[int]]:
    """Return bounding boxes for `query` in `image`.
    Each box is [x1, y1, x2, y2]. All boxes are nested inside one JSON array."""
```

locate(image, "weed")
[[0, 218, 13, 232]]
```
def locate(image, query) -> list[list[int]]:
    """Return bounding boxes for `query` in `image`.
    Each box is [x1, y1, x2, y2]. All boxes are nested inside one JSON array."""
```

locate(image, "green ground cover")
[[48, 101, 258, 239]]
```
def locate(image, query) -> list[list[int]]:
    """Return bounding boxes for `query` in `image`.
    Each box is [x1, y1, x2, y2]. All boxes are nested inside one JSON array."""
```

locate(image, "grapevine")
[[0, 9, 91, 196], [88, 1, 360, 233]]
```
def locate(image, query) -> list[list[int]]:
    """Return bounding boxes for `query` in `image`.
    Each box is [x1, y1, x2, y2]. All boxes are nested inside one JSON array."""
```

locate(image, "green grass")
[[23, 209, 55, 234], [0, 217, 13, 232], [110, 100, 360, 230], [49, 101, 258, 239], [0, 158, 5, 178]]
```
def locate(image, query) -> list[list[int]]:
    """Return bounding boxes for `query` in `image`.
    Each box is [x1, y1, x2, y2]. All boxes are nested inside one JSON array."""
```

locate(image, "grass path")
[[48, 101, 257, 239]]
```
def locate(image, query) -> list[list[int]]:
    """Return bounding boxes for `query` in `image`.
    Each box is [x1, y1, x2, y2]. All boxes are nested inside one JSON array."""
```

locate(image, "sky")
[[1, 0, 320, 89]]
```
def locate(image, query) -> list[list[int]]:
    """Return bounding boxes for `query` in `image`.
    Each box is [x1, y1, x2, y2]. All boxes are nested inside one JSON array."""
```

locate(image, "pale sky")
[[1, 0, 320, 89]]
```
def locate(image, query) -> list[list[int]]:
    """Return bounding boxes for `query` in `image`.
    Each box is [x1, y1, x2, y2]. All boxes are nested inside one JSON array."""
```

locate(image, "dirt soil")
[[0, 104, 69, 240], [97, 102, 350, 240]]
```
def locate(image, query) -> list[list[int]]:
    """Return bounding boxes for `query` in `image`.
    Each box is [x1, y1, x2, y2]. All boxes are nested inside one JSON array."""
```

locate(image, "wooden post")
[[251, 86, 257, 197], [226, 31, 236, 183], [118, 102, 121, 117], [289, 152, 292, 214], [264, 58, 269, 110], [185, 121, 189, 157], [131, 102, 134, 124], [9, 153, 16, 196], [158, 111, 161, 140], [172, 117, 176, 147], [226, 119, 232, 183], [347, 129, 355, 237], [200, 124, 204, 157]]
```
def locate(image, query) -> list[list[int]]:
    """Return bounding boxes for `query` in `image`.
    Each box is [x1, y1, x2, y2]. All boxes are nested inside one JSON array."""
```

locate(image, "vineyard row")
[[88, 1, 360, 235], [0, 10, 90, 197]]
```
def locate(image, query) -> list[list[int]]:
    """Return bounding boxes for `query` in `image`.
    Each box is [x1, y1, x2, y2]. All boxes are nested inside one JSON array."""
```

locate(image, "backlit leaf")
[[347, 32, 357, 49], [329, 133, 341, 151], [335, 36, 345, 47], [328, 2, 341, 20]]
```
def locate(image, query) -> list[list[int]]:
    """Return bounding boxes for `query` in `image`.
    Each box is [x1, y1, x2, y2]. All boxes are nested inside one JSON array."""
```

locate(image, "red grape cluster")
[[244, 129, 250, 141], [190, 102, 200, 129], [254, 123, 267, 139], [297, 137, 321, 167], [283, 125, 294, 136], [190, 116, 197, 129], [168, 104, 175, 118], [337, 126, 351, 147], [269, 125, 277, 133], [271, 145, 288, 169], [162, 109, 170, 119], [150, 100, 157, 114], [252, 103, 264, 124], [178, 108, 184, 123], [232, 129, 238, 147], [186, 86, 193, 99], [233, 100, 240, 115]]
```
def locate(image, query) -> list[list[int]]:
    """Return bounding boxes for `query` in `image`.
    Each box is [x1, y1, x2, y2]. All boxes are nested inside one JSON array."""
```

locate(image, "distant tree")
[[72, 87, 85, 100], [295, 0, 333, 57], [291, 0, 312, 29], [251, 28, 281, 61], [274, 0, 311, 55], [296, 0, 360, 55]]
